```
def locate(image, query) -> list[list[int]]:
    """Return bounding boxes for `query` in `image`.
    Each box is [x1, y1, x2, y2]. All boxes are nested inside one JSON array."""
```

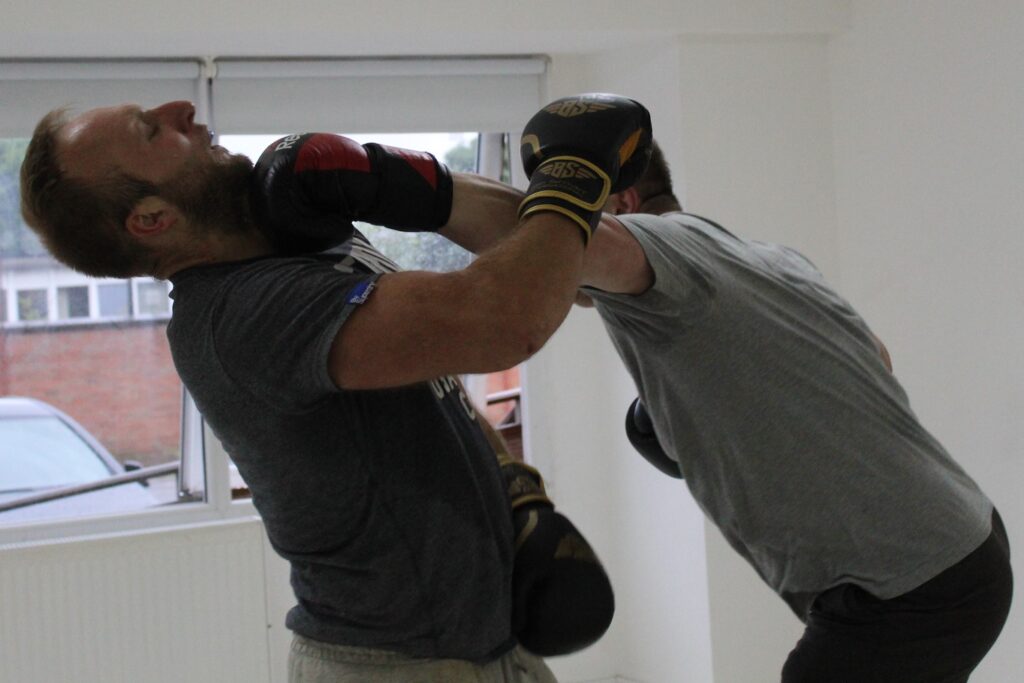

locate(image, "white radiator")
[[0, 518, 275, 683], [0, 515, 637, 683]]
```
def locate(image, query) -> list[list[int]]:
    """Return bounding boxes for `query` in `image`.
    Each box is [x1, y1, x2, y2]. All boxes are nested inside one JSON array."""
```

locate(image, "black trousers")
[[782, 509, 1012, 683]]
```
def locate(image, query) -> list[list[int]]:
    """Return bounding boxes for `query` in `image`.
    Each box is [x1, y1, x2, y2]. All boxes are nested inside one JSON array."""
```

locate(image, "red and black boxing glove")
[[519, 93, 653, 244], [249, 133, 454, 254]]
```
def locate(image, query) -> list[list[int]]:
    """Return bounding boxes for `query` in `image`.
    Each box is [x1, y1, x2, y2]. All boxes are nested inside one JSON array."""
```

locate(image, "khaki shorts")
[[288, 634, 558, 683]]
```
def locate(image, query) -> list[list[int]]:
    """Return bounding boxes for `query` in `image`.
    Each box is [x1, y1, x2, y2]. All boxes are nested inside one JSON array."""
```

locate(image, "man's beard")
[[158, 150, 255, 237]]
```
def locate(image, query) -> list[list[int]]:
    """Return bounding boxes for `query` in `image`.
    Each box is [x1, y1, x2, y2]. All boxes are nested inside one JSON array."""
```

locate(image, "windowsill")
[[0, 496, 261, 550], [1, 317, 171, 333]]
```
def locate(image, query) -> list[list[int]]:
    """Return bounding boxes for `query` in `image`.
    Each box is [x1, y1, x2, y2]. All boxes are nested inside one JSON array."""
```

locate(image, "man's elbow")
[[479, 306, 561, 369]]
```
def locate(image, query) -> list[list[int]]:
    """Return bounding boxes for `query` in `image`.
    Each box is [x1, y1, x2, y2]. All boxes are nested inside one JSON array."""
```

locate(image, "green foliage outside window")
[[359, 136, 478, 273], [1, 139, 47, 259]]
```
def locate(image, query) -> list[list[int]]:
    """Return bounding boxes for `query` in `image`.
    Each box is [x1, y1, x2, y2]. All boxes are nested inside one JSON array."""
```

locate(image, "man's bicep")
[[580, 215, 655, 295], [327, 271, 523, 390]]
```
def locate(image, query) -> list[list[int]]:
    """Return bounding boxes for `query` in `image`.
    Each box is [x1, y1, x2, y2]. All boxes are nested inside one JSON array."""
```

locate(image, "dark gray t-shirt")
[[167, 233, 514, 660], [586, 212, 992, 617]]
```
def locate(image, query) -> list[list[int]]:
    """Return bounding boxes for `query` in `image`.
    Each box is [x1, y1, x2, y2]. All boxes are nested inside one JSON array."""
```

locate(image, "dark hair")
[[19, 108, 159, 278], [635, 140, 682, 214]]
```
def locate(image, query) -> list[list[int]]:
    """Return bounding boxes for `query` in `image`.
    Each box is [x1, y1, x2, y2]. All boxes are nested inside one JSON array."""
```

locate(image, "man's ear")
[[125, 196, 178, 238], [618, 187, 642, 214], [603, 187, 642, 215]]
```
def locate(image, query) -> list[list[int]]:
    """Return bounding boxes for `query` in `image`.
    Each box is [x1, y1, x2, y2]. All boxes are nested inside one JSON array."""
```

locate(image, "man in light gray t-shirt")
[[582, 143, 1012, 682]]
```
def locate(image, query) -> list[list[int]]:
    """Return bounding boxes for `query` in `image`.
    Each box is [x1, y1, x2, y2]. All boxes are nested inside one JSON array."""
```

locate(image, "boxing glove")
[[250, 133, 454, 254], [519, 93, 653, 243], [625, 397, 682, 478], [499, 455, 615, 656]]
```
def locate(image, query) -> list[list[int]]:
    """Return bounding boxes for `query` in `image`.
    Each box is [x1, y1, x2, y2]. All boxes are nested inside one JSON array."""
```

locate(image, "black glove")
[[499, 455, 615, 656], [625, 397, 682, 478], [249, 133, 453, 254], [519, 93, 653, 243]]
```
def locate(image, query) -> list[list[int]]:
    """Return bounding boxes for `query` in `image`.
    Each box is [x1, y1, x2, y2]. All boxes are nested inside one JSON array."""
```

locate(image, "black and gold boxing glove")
[[499, 454, 615, 656], [519, 93, 653, 243]]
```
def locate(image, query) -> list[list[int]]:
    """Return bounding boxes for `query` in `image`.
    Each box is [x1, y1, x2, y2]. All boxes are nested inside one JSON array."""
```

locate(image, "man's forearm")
[[440, 173, 653, 298], [329, 211, 586, 389], [438, 173, 523, 254]]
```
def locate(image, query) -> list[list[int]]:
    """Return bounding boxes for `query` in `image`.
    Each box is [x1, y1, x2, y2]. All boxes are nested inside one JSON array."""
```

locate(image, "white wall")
[[829, 3, 1024, 681], [0, 1, 847, 58], [536, 45, 715, 683], [538, 35, 839, 680], [674, 35, 841, 682], [3, 1, 1022, 682]]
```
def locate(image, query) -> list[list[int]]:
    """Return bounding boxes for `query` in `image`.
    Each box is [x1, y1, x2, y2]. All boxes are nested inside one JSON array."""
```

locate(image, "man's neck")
[[158, 227, 274, 279]]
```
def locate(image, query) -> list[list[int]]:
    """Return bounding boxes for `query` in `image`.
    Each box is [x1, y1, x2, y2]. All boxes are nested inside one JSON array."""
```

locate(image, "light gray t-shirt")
[[586, 212, 992, 617]]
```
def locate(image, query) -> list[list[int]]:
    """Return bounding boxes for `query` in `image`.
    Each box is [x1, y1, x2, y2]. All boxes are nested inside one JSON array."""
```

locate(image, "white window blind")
[[0, 60, 203, 138], [211, 57, 547, 135]]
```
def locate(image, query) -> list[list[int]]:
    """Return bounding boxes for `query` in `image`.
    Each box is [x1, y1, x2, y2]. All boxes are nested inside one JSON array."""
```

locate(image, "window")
[[16, 288, 47, 321], [0, 57, 543, 539], [0, 60, 201, 532], [0, 278, 171, 328], [57, 286, 89, 320], [135, 279, 171, 317], [98, 282, 131, 318]]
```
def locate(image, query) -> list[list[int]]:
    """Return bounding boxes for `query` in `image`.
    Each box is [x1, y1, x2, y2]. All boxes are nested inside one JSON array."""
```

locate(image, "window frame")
[[0, 56, 542, 546], [0, 275, 173, 329]]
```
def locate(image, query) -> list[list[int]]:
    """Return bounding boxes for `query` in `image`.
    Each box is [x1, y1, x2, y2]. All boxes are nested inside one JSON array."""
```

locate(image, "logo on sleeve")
[[345, 280, 376, 305]]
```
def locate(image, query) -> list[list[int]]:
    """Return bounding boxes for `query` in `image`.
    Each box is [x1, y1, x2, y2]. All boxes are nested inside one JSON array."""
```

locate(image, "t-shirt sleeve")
[[210, 258, 380, 410], [584, 213, 715, 333]]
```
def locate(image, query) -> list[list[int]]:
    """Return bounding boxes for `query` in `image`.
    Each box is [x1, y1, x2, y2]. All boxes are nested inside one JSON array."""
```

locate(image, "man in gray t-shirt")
[[588, 143, 1012, 681], [440, 139, 1012, 681]]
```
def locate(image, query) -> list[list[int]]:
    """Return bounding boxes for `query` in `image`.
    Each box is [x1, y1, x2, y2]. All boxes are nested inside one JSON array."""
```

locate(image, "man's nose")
[[150, 101, 195, 132]]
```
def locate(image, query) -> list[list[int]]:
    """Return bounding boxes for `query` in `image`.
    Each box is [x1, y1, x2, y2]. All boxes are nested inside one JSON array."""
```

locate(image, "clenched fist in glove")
[[499, 455, 615, 656], [625, 397, 682, 478], [249, 133, 453, 254], [519, 93, 653, 243]]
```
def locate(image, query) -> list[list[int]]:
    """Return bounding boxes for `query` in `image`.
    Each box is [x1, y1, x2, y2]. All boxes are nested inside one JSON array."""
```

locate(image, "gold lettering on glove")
[[544, 100, 615, 118], [535, 161, 600, 180]]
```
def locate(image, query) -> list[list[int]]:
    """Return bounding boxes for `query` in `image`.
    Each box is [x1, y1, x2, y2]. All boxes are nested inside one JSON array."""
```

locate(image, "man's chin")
[[164, 154, 255, 236], [219, 148, 253, 169], [215, 146, 251, 165]]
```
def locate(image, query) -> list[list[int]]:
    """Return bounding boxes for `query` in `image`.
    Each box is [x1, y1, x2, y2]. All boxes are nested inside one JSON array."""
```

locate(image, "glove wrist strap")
[[499, 456, 555, 510], [517, 155, 611, 244]]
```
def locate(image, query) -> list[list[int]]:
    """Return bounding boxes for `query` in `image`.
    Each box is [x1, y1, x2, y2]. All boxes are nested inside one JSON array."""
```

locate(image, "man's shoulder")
[[613, 211, 731, 255], [174, 254, 368, 295], [168, 254, 369, 340]]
